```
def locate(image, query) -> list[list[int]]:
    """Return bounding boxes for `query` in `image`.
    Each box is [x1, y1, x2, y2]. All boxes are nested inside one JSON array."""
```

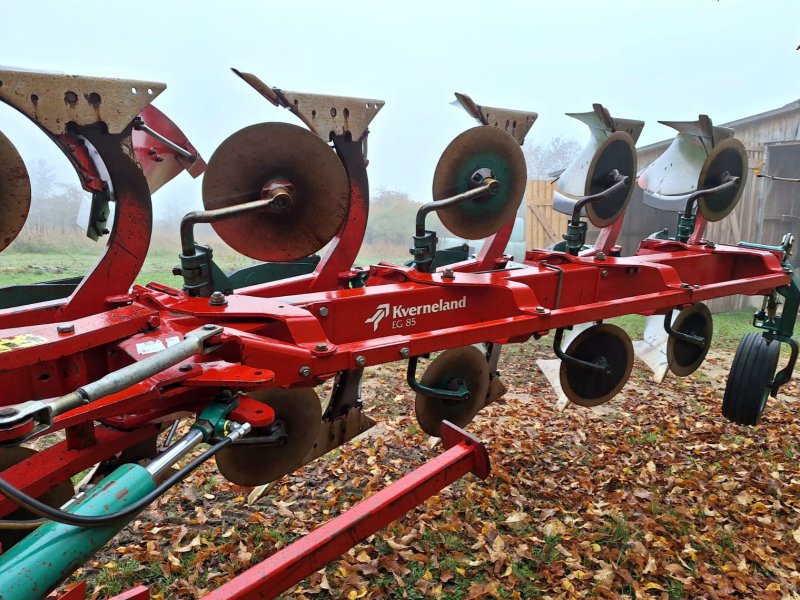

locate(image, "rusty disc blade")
[[415, 346, 489, 436], [697, 137, 747, 222], [215, 388, 322, 487], [0, 447, 74, 549], [202, 122, 350, 262], [667, 302, 713, 377], [432, 126, 526, 240], [560, 323, 633, 407], [0, 131, 31, 252], [584, 131, 636, 228]]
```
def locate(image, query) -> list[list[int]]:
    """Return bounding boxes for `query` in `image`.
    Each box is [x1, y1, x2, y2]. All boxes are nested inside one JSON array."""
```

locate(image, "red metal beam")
[[203, 422, 488, 600], [103, 422, 489, 600]]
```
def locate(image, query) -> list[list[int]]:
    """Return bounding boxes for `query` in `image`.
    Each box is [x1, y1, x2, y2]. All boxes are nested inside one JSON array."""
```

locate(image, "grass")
[[0, 241, 410, 289]]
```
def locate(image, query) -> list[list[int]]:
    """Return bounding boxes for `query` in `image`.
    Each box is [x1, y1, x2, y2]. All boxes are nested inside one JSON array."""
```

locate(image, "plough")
[[0, 66, 797, 599]]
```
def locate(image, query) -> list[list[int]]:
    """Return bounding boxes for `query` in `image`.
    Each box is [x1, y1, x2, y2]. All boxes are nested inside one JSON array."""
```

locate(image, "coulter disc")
[[0, 131, 31, 252], [202, 122, 350, 262], [432, 126, 526, 240], [584, 131, 636, 228], [667, 303, 713, 377], [215, 388, 322, 487], [696, 137, 747, 223], [415, 346, 490, 436], [560, 323, 634, 407]]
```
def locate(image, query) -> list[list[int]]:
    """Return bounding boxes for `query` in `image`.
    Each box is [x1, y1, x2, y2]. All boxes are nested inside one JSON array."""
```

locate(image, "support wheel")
[[722, 333, 780, 425]]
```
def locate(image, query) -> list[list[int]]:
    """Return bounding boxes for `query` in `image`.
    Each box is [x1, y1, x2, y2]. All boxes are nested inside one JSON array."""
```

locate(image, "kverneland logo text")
[[365, 296, 467, 331]]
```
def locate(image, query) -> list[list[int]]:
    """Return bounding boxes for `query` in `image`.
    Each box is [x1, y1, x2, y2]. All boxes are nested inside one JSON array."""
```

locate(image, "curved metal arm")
[[406, 357, 470, 401], [180, 192, 291, 256], [570, 171, 629, 225], [553, 328, 611, 374], [682, 174, 739, 217], [415, 180, 498, 236]]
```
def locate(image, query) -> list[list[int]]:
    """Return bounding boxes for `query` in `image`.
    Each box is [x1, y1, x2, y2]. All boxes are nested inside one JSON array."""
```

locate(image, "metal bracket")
[[771, 335, 798, 397], [232, 68, 384, 142], [406, 356, 470, 401], [663, 309, 706, 347], [0, 68, 165, 134], [411, 179, 498, 271], [553, 327, 610, 374], [453, 92, 537, 145]]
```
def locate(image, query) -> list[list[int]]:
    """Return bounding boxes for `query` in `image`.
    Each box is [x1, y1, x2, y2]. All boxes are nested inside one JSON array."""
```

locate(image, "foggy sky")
[[1, 0, 798, 219]]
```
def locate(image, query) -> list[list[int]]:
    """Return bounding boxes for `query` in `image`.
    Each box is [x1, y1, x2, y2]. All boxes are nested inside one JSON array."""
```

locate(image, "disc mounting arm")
[[570, 171, 629, 226], [179, 188, 295, 296], [682, 174, 740, 218], [553, 328, 611, 374], [411, 178, 499, 272], [663, 309, 706, 347], [416, 178, 500, 237], [407, 356, 471, 401]]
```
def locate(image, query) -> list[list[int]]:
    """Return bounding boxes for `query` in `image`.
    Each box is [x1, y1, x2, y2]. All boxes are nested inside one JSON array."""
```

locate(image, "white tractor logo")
[[365, 303, 390, 332]]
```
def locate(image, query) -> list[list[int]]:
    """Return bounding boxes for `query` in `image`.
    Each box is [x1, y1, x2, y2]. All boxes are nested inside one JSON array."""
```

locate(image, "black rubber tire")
[[722, 333, 780, 425]]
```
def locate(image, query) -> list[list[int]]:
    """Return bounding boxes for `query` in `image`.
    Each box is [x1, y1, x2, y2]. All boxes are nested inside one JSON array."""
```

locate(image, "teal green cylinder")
[[0, 463, 156, 600]]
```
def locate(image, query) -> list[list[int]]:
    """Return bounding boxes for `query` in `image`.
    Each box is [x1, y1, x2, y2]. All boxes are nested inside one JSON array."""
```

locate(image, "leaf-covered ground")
[[66, 339, 800, 599]]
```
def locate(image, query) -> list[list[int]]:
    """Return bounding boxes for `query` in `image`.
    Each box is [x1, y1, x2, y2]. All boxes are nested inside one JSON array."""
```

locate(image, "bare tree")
[[523, 136, 582, 179]]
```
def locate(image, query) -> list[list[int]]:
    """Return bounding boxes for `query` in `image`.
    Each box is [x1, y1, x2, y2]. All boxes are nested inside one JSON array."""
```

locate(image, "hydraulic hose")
[[0, 435, 232, 529]]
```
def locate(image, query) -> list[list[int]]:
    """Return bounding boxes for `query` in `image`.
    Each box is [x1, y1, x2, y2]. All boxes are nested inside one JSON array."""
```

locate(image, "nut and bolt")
[[298, 365, 312, 377], [399, 347, 410, 358], [179, 364, 193, 372], [315, 343, 328, 351], [595, 252, 607, 261], [318, 306, 329, 317], [442, 268, 455, 280], [705, 241, 716, 248], [209, 291, 227, 306], [203, 324, 218, 331], [355, 355, 367, 367], [57, 323, 75, 334], [534, 306, 546, 314]]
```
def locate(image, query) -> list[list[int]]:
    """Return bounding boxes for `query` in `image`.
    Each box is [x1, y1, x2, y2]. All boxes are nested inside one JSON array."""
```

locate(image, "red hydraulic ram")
[[100, 422, 489, 600]]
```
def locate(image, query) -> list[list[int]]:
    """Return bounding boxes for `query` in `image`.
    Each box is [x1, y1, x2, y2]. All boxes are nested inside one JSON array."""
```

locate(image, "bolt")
[[399, 347, 410, 358], [172, 266, 183, 276], [57, 323, 75, 334], [595, 252, 607, 261], [442, 268, 455, 280], [705, 241, 716, 249], [355, 355, 367, 367], [534, 306, 546, 313], [0, 407, 18, 417], [299, 365, 312, 377], [318, 306, 329, 317], [203, 324, 218, 331], [209, 291, 227, 306], [179, 364, 192, 372], [600, 269, 609, 278], [315, 343, 328, 351]]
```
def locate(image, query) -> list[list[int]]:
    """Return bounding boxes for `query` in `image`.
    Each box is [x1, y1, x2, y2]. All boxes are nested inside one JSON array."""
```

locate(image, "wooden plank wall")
[[525, 179, 568, 250]]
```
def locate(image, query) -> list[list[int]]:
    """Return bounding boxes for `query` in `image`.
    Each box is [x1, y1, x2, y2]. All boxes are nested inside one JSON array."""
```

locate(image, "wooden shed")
[[525, 99, 800, 311]]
